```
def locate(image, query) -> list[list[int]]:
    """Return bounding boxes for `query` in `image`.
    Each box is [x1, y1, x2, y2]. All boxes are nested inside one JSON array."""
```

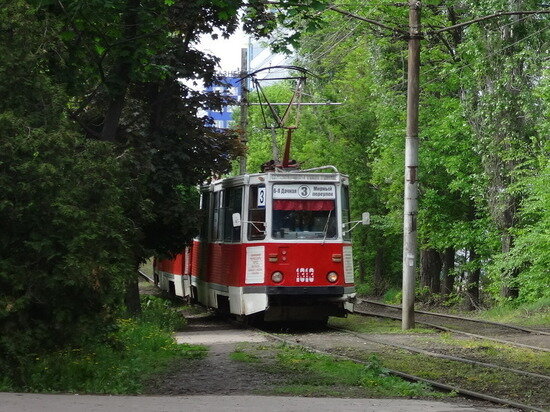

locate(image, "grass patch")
[[476, 298, 550, 327], [329, 314, 435, 334], [138, 258, 155, 279], [0, 295, 207, 394], [436, 333, 550, 373], [363, 349, 549, 407], [139, 295, 187, 331], [230, 349, 261, 363], [272, 345, 446, 397], [241, 343, 447, 398]]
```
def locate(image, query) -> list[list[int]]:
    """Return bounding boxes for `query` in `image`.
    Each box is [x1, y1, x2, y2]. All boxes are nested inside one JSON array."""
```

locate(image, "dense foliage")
[[243, 0, 549, 306], [0, 0, 547, 387], [0, 295, 205, 393], [0, 0, 311, 384]]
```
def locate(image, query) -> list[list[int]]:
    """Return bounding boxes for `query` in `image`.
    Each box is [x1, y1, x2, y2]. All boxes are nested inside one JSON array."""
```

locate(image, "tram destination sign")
[[272, 184, 335, 200]]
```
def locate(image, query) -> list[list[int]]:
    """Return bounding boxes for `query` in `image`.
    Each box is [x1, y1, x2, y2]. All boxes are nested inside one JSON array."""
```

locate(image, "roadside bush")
[[354, 282, 373, 297], [3, 319, 206, 394], [0, 4, 144, 386], [486, 157, 550, 303], [0, 119, 139, 385], [139, 295, 187, 331], [382, 288, 402, 304]]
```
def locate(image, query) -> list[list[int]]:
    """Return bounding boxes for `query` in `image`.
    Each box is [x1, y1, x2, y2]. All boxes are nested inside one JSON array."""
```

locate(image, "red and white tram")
[[154, 165, 357, 323]]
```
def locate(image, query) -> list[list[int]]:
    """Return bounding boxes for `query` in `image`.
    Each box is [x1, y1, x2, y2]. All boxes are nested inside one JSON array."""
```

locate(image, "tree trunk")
[[101, 96, 127, 142], [441, 247, 455, 295], [500, 232, 519, 299], [373, 247, 384, 296], [100, 0, 140, 142], [124, 275, 142, 317], [358, 259, 366, 283], [420, 248, 442, 293], [465, 249, 481, 310], [98, 0, 143, 315]]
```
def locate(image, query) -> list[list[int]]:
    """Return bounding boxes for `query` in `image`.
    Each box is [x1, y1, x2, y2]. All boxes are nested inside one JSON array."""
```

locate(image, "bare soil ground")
[[144, 315, 284, 395]]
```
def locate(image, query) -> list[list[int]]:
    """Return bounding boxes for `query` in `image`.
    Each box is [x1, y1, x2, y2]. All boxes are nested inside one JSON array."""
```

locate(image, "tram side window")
[[223, 187, 243, 242], [211, 191, 224, 241], [248, 185, 266, 241], [342, 185, 351, 241]]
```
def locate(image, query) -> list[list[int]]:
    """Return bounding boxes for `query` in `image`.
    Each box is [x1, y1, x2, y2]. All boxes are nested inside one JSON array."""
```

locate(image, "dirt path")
[[144, 316, 282, 395]]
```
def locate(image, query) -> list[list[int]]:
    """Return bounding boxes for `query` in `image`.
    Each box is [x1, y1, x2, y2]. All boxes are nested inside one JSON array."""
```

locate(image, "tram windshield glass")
[[272, 199, 337, 240]]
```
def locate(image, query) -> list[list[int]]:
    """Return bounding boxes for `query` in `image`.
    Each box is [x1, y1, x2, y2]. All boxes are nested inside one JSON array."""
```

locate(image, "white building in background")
[[247, 38, 290, 78], [205, 37, 290, 128]]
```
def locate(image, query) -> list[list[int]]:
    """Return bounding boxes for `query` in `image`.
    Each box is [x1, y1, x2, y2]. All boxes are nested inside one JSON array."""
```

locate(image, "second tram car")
[[154, 166, 356, 323]]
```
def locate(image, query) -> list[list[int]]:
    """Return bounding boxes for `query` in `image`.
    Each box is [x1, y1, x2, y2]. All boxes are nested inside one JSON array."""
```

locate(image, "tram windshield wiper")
[[322, 209, 333, 244]]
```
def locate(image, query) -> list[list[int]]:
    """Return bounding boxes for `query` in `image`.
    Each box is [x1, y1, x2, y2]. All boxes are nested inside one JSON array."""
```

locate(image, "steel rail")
[[138, 269, 154, 283], [355, 309, 550, 353], [262, 330, 545, 412], [359, 298, 550, 336], [329, 325, 550, 381]]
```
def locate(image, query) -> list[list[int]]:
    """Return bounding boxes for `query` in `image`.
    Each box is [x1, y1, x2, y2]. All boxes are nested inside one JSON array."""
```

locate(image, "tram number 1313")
[[296, 268, 315, 283]]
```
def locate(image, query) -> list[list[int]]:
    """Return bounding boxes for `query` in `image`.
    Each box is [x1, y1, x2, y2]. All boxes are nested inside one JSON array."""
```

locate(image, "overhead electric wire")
[[313, 22, 363, 60], [421, 24, 549, 89], [265, 4, 547, 128], [300, 11, 360, 62], [302, 22, 548, 126], [298, 1, 392, 63], [304, 21, 547, 125]]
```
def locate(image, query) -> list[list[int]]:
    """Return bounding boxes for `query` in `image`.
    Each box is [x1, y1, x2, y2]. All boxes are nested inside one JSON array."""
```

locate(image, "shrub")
[[354, 282, 373, 296], [383, 288, 402, 305], [139, 295, 187, 332], [5, 319, 206, 394]]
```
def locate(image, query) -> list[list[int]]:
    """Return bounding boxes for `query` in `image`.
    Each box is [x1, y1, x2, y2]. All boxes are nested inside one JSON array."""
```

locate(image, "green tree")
[[244, 0, 548, 304], [459, 0, 549, 299], [0, 0, 341, 384], [0, 0, 136, 382]]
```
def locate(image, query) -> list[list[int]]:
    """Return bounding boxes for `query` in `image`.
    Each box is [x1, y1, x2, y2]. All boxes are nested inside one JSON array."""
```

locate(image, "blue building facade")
[[205, 75, 241, 129]]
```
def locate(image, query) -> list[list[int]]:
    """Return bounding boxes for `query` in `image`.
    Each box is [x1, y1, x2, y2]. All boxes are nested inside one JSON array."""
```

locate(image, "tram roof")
[[203, 166, 349, 190]]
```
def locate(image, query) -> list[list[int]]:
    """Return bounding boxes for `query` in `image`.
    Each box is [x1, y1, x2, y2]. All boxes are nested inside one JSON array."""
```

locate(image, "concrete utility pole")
[[239, 47, 248, 175], [402, 0, 421, 330]]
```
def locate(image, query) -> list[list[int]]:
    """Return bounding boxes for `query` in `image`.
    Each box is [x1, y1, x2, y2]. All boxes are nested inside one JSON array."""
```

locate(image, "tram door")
[[196, 190, 212, 303]]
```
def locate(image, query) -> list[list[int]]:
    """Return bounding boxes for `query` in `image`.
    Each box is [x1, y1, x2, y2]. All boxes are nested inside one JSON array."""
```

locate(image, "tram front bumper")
[[266, 286, 345, 295], [263, 286, 355, 321]]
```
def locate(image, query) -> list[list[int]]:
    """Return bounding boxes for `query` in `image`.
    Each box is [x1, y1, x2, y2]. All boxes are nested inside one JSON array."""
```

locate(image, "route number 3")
[[257, 187, 266, 207]]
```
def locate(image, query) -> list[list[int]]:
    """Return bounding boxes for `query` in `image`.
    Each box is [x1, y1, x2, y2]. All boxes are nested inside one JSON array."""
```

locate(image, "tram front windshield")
[[272, 199, 337, 240]]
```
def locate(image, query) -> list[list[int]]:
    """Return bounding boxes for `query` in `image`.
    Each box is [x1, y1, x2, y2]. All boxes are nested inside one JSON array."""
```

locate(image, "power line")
[[422, 25, 549, 88]]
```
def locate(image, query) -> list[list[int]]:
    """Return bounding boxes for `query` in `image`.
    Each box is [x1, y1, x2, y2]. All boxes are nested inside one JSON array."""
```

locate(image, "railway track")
[[259, 300, 549, 410], [138, 269, 154, 283], [265, 328, 546, 412], [140, 272, 547, 409], [357, 299, 550, 352]]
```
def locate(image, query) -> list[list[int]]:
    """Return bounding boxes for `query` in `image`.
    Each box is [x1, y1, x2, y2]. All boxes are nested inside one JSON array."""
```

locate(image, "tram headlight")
[[327, 271, 339, 283], [271, 271, 284, 283]]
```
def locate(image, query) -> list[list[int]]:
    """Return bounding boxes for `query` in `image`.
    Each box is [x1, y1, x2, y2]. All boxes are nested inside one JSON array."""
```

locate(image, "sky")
[[198, 28, 248, 73]]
